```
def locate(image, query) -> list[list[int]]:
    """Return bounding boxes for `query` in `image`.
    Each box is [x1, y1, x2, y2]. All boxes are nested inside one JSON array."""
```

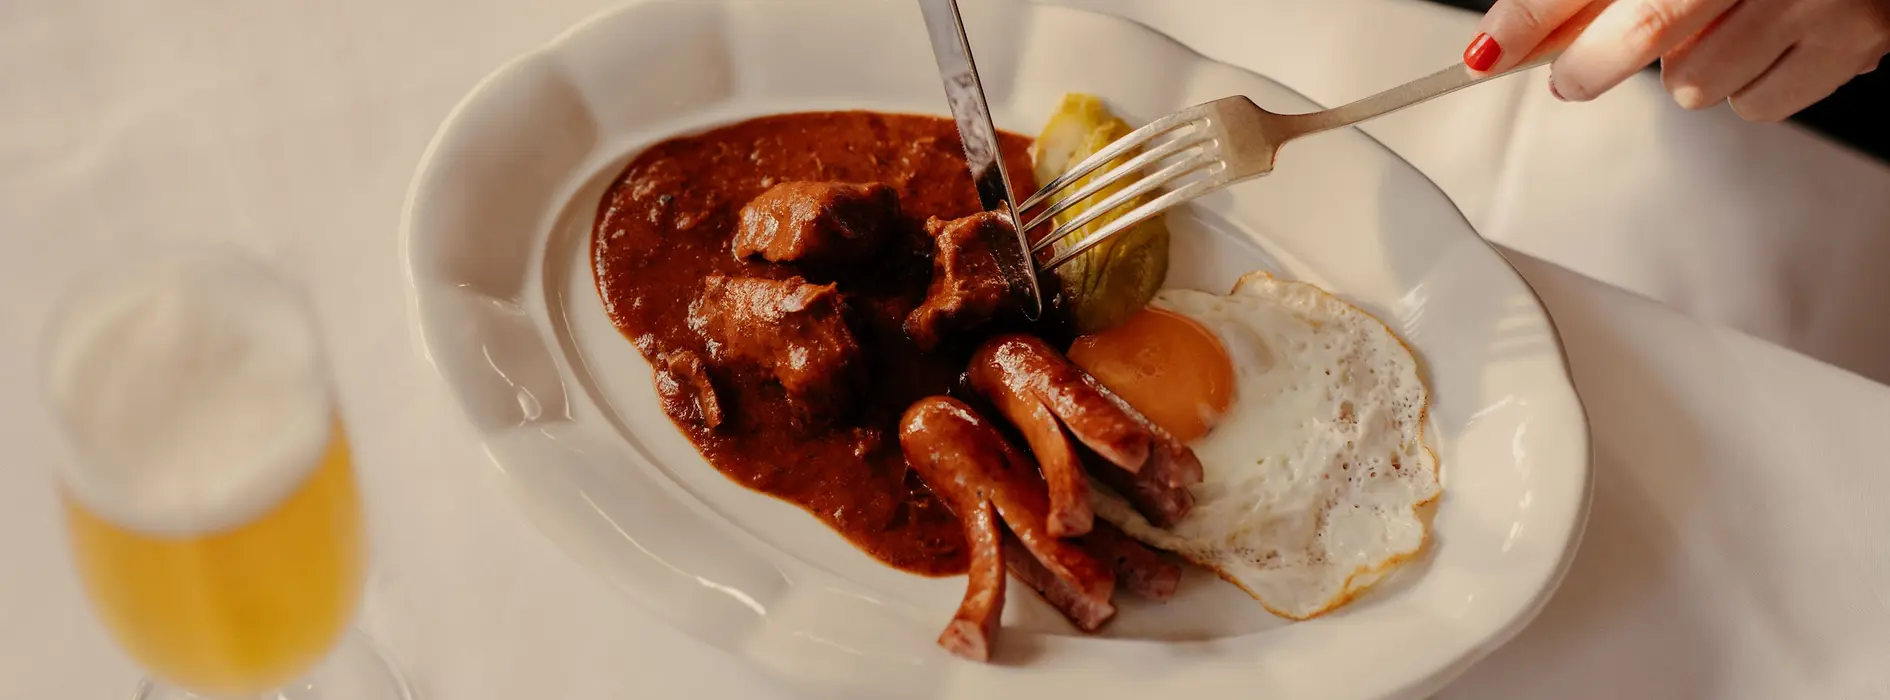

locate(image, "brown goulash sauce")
[[593, 112, 1037, 576]]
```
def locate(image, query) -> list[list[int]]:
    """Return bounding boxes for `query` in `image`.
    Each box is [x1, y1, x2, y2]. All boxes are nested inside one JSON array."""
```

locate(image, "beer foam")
[[48, 253, 335, 536]]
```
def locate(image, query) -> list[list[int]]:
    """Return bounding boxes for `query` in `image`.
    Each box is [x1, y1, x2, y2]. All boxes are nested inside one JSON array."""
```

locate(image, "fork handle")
[[1274, 49, 1562, 141]]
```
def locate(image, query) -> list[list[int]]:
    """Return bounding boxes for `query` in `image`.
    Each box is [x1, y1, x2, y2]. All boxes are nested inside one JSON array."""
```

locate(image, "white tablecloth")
[[1064, 0, 1890, 383], [6, 1, 1890, 698]]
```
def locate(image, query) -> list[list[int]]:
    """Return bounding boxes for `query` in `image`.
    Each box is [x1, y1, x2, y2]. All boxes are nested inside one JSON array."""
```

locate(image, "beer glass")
[[45, 250, 412, 700]]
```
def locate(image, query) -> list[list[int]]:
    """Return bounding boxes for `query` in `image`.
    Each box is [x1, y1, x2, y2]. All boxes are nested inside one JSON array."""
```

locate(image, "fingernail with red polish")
[[1464, 33, 1501, 72], [1549, 75, 1566, 101]]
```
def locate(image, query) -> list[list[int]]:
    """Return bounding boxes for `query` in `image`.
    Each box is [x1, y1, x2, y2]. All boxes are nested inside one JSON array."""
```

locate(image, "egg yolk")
[[1067, 307, 1235, 443]]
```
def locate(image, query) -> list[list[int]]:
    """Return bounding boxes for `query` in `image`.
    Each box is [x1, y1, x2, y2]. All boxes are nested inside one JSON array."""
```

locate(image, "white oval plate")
[[400, 1, 1592, 698]]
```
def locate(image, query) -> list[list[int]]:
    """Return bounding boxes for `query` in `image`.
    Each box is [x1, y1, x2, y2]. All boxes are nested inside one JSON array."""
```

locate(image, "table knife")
[[915, 0, 1044, 318]]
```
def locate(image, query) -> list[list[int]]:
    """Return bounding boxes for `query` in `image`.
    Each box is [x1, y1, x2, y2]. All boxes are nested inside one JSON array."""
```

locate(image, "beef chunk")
[[732, 181, 897, 267], [653, 349, 724, 429], [904, 212, 1023, 350], [687, 275, 862, 413]]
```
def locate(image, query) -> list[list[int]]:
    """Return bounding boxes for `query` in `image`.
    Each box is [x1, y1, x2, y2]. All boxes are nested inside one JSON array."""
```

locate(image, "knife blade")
[[915, 0, 1043, 319]]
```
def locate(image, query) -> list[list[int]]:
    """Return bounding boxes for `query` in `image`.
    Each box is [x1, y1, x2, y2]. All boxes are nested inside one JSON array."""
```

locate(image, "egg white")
[[1090, 271, 1439, 620]]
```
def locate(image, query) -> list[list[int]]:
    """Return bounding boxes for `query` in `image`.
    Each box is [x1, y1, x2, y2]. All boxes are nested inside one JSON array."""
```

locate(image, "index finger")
[[1469, 0, 1599, 73], [1550, 0, 1740, 101]]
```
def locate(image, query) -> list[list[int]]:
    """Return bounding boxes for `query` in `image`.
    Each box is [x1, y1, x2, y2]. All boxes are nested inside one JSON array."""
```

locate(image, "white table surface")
[[6, 0, 1890, 698]]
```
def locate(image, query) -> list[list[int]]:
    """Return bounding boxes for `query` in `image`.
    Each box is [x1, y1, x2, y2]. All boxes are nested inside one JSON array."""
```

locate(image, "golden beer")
[[62, 424, 364, 696], [46, 251, 408, 700]]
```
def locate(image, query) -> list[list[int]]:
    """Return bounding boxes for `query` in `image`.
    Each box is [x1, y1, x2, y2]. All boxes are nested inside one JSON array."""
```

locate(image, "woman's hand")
[[1464, 0, 1890, 121]]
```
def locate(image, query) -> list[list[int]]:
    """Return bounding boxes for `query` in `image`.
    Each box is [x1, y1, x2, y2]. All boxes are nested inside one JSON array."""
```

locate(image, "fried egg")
[[1073, 271, 1439, 620]]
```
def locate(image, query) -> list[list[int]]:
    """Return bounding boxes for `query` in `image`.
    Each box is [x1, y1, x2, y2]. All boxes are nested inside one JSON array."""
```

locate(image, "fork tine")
[[1039, 177, 1222, 273], [1029, 152, 1215, 254], [1017, 109, 1202, 212], [1021, 132, 1211, 233]]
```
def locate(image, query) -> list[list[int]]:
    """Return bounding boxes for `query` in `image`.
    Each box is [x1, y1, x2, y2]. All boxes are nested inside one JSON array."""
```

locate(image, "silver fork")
[[1022, 51, 1562, 275]]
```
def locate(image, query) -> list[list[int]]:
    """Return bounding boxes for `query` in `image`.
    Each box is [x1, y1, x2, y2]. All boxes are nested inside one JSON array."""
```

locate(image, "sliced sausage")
[[937, 499, 1004, 661], [972, 334, 1149, 472], [1080, 520, 1180, 601], [971, 374, 1093, 538], [899, 397, 1116, 607], [969, 334, 1202, 525], [1092, 453, 1194, 529], [1002, 535, 1116, 632]]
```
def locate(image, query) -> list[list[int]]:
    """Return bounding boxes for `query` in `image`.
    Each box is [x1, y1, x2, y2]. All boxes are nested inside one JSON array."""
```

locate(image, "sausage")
[[972, 334, 1204, 488], [937, 499, 1005, 661], [1003, 535, 1116, 632], [969, 334, 1202, 525], [1080, 520, 1180, 601], [899, 397, 1116, 606], [972, 335, 1149, 472], [969, 372, 1093, 538], [1145, 438, 1204, 494], [1092, 453, 1194, 529]]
